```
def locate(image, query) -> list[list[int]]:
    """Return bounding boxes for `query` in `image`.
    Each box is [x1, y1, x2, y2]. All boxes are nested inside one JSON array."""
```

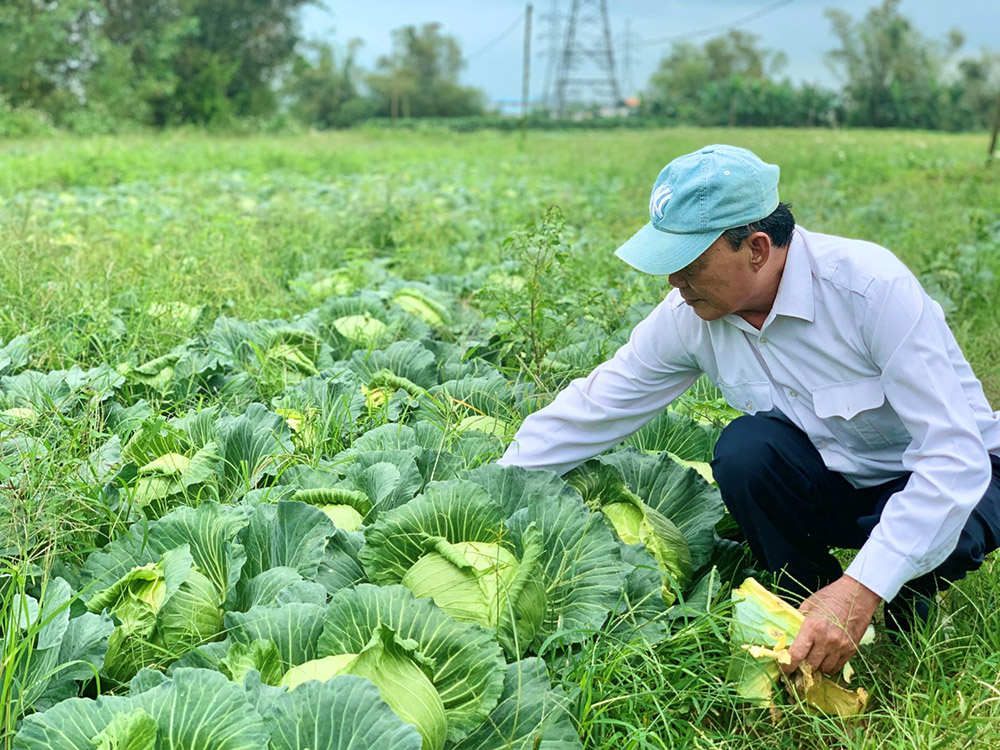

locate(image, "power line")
[[467, 11, 526, 61], [639, 0, 796, 47]]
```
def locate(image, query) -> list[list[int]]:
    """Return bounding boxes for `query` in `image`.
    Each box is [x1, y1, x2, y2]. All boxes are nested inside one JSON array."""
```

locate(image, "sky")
[[304, 1, 998, 108]]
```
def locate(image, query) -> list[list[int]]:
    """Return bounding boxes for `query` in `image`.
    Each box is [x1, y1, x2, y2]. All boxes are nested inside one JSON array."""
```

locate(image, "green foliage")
[[476, 207, 577, 381], [643, 30, 839, 127], [367, 23, 486, 120], [826, 0, 1000, 131], [285, 40, 376, 129]]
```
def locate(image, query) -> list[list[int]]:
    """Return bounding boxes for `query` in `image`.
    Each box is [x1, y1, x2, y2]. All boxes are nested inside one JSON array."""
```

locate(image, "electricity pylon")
[[551, 0, 622, 117]]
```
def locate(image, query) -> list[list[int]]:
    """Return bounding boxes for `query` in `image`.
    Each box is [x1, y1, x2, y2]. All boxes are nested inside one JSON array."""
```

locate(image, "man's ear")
[[747, 231, 772, 272]]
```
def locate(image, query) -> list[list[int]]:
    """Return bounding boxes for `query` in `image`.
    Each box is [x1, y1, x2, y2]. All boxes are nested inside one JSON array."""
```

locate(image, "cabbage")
[[363, 474, 625, 657], [89, 547, 224, 683], [333, 314, 388, 347], [456, 415, 511, 439], [392, 289, 451, 327], [283, 626, 448, 750], [729, 577, 870, 715], [400, 535, 546, 652], [293, 487, 372, 532], [568, 461, 693, 605]]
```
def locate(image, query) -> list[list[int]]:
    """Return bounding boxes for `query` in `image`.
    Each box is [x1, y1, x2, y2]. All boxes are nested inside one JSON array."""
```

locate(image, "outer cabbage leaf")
[[460, 464, 581, 518], [624, 409, 718, 461], [503, 488, 626, 652], [226, 602, 328, 670], [318, 584, 505, 744], [91, 708, 158, 750], [13, 668, 268, 749], [214, 404, 294, 497], [264, 675, 422, 750], [451, 658, 582, 750], [3, 578, 114, 718], [233, 566, 328, 611], [236, 499, 364, 597], [283, 626, 447, 750]]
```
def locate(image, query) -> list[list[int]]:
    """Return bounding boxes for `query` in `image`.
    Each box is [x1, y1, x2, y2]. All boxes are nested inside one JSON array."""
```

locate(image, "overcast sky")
[[305, 1, 998, 106]]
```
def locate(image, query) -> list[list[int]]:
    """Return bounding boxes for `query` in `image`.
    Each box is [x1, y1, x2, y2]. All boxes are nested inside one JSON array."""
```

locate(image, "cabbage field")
[[0, 128, 999, 749]]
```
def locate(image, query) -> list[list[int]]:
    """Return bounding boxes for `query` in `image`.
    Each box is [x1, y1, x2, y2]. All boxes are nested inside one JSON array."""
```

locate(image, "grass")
[[0, 126, 998, 747]]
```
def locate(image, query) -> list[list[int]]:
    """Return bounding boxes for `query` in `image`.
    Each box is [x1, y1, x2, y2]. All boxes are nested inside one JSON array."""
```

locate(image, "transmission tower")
[[552, 0, 622, 117], [538, 0, 563, 111]]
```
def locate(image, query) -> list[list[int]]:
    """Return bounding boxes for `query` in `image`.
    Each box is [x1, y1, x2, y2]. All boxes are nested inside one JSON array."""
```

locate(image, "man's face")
[[666, 236, 757, 321]]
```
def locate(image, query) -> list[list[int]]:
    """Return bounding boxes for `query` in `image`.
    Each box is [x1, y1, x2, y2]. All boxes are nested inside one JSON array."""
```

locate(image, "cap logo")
[[649, 184, 673, 220]]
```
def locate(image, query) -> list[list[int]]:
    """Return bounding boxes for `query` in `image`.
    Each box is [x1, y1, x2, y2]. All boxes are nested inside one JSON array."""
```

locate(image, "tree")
[[643, 30, 835, 127], [645, 31, 785, 120], [285, 40, 374, 128], [367, 23, 485, 119], [825, 0, 956, 129], [0, 0, 102, 120], [80, 0, 197, 127]]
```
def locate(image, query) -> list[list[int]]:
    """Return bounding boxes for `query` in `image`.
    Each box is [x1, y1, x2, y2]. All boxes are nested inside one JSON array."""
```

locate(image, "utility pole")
[[522, 4, 533, 139], [988, 94, 1000, 164], [552, 0, 622, 118]]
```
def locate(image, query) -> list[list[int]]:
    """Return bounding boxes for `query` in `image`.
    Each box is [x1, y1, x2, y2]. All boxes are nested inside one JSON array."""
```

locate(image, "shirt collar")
[[720, 226, 815, 334], [768, 227, 815, 323]]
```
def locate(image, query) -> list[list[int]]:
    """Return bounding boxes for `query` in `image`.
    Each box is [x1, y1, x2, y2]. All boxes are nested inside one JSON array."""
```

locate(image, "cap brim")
[[614, 222, 721, 276]]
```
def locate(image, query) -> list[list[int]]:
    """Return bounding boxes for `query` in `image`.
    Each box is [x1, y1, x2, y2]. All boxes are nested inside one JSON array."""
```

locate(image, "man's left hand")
[[783, 575, 881, 675]]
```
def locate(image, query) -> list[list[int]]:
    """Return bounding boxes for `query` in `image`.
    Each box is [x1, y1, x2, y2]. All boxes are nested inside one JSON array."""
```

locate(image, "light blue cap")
[[614, 144, 780, 275]]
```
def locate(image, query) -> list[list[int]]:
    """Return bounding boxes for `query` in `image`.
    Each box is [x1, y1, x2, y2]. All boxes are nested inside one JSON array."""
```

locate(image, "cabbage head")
[[282, 625, 447, 750], [333, 314, 388, 348], [400, 531, 546, 653], [293, 487, 372, 532], [456, 415, 511, 440], [392, 288, 451, 328], [88, 546, 224, 682], [362, 486, 547, 657]]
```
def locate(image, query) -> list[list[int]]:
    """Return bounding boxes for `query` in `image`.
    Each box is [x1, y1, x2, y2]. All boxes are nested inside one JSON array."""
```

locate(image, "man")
[[497, 144, 1000, 676]]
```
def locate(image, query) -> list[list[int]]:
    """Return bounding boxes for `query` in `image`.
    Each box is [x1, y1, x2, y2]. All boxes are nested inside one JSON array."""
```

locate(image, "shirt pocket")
[[717, 381, 773, 415], [811, 376, 904, 450]]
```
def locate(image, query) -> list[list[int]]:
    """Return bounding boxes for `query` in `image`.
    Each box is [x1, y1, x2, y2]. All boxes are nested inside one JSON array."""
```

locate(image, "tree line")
[[0, 0, 996, 135]]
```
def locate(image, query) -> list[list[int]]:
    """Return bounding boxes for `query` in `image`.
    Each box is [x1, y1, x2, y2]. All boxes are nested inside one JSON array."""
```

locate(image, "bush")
[[0, 97, 55, 138]]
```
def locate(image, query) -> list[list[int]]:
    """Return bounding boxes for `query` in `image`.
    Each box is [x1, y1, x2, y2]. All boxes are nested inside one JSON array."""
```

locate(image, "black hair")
[[721, 202, 795, 250]]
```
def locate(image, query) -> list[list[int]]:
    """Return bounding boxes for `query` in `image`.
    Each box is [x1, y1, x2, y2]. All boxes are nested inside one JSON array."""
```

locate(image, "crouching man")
[[497, 144, 1000, 675]]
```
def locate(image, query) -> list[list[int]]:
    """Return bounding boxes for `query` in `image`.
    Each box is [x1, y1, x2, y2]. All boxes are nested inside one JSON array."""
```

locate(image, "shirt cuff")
[[844, 538, 922, 602]]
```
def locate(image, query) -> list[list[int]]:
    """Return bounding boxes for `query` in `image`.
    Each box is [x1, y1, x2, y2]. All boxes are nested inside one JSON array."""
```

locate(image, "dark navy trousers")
[[711, 413, 1000, 603]]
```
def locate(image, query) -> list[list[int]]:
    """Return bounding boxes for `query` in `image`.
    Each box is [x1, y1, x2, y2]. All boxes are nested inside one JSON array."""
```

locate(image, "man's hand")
[[783, 575, 881, 675]]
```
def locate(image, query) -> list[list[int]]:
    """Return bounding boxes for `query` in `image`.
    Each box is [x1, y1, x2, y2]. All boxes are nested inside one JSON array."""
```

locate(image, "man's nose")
[[668, 271, 687, 288]]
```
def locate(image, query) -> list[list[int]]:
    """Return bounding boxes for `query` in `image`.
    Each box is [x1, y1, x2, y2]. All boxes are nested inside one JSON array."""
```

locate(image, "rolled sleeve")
[[846, 274, 992, 601], [498, 298, 702, 475]]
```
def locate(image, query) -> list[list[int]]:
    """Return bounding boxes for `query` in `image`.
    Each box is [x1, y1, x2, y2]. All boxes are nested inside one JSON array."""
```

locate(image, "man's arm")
[[788, 270, 992, 674], [498, 296, 703, 475], [844, 272, 992, 601]]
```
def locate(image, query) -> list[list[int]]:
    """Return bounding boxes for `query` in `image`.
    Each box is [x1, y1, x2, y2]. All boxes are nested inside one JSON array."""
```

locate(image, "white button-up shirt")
[[499, 226, 1000, 601]]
